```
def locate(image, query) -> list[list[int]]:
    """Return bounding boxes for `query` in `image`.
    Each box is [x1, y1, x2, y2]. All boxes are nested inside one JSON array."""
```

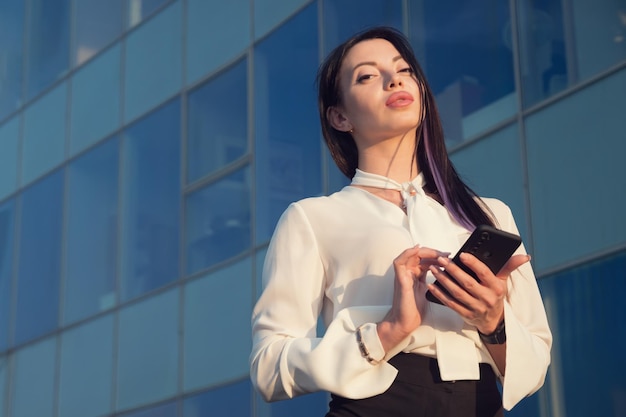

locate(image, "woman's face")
[[331, 38, 423, 145]]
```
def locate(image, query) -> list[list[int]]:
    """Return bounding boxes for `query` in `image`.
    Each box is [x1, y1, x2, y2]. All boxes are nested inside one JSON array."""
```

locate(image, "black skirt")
[[325, 353, 503, 417]]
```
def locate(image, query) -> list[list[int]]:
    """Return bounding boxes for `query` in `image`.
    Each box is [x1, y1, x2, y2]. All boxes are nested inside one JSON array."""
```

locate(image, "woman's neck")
[[356, 133, 420, 183]]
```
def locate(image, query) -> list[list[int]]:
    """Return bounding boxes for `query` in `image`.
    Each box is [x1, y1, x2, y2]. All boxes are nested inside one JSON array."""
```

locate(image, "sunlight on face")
[[336, 39, 422, 143]]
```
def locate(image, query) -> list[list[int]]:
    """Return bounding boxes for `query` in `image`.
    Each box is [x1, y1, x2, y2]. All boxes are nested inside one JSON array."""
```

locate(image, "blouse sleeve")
[[249, 203, 398, 402], [491, 201, 553, 410]]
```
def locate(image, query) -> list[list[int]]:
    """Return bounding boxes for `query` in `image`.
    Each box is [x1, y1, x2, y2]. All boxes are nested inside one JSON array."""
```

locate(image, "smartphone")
[[425, 224, 522, 304]]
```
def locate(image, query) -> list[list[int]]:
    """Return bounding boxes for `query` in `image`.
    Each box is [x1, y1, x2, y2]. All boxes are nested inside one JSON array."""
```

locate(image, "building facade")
[[0, 0, 625, 416]]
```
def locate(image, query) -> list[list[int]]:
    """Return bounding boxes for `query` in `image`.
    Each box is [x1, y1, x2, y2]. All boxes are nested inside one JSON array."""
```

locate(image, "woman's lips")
[[386, 91, 414, 107]]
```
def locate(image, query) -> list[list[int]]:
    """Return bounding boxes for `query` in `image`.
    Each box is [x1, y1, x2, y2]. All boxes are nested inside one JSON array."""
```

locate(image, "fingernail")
[[438, 256, 449, 265]]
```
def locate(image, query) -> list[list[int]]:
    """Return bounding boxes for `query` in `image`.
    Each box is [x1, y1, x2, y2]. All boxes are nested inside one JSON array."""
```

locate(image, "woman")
[[250, 27, 552, 417]]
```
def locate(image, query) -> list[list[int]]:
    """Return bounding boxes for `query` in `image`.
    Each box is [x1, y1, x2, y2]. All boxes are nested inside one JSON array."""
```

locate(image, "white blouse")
[[250, 170, 552, 411]]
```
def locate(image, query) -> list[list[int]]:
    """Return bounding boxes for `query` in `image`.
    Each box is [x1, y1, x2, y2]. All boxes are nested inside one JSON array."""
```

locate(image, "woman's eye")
[[399, 67, 413, 73], [356, 74, 374, 83]]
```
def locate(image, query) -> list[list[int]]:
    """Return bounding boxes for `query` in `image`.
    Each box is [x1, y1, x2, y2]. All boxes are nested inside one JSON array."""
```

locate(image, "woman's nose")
[[387, 74, 403, 89]]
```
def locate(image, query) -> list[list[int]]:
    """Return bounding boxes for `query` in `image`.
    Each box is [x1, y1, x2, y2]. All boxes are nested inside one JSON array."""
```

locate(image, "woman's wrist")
[[477, 318, 506, 345], [376, 319, 418, 354]]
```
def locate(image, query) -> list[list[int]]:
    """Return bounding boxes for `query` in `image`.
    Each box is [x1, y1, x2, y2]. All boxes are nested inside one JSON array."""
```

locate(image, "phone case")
[[425, 224, 522, 304]]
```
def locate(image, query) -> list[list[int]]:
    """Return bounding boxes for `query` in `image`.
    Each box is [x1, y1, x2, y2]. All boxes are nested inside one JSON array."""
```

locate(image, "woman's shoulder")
[[474, 196, 514, 222], [477, 196, 511, 214], [280, 187, 353, 222], [294, 187, 353, 210]]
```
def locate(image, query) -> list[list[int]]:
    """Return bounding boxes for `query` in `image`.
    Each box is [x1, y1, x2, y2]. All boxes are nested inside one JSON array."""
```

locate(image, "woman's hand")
[[377, 246, 445, 353], [427, 253, 531, 334]]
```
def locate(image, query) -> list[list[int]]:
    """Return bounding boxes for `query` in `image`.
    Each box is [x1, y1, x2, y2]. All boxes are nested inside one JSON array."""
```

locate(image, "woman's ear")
[[327, 106, 352, 132]]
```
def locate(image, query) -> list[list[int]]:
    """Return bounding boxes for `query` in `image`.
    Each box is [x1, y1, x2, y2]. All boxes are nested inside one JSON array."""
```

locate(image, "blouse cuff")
[[356, 322, 385, 364]]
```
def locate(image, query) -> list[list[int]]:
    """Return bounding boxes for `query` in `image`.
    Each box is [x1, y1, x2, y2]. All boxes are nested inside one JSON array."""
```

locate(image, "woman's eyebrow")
[[351, 55, 404, 72]]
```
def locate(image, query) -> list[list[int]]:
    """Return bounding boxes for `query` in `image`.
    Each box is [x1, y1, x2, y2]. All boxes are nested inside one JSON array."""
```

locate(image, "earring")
[[349, 128, 354, 133]]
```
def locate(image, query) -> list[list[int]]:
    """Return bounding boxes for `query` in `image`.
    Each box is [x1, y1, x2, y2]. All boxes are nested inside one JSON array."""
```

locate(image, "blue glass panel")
[[183, 258, 252, 391], [270, 391, 329, 417], [127, 0, 171, 28], [70, 43, 122, 155], [408, 0, 517, 143], [12, 337, 56, 417], [73, 0, 123, 66], [184, 380, 251, 417], [186, 0, 250, 84], [65, 138, 119, 323], [0, 117, 19, 200], [0, 200, 15, 351], [571, 1, 626, 81], [254, 0, 310, 40], [118, 401, 176, 417], [254, 3, 322, 244], [323, 0, 402, 51], [187, 58, 248, 183], [449, 124, 528, 241], [537, 251, 626, 417], [185, 167, 251, 274], [124, 1, 182, 123], [117, 289, 178, 411], [26, 0, 70, 99], [121, 100, 180, 301], [22, 82, 67, 186], [0, 356, 6, 417], [15, 171, 63, 345], [517, 0, 569, 107], [525, 69, 626, 273], [0, 0, 24, 119], [59, 315, 114, 417]]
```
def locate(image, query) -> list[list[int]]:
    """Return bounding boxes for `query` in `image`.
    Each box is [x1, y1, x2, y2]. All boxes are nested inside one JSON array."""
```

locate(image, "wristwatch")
[[478, 320, 506, 344]]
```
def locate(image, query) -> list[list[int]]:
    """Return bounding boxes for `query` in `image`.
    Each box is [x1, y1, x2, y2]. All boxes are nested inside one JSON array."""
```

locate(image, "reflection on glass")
[[73, 0, 123, 66], [187, 58, 248, 183], [0, 117, 19, 199], [65, 138, 119, 324], [70, 44, 122, 155], [15, 171, 63, 345], [186, 0, 250, 83], [124, 0, 182, 122], [323, 0, 402, 51], [59, 315, 114, 417], [12, 337, 56, 417], [254, 3, 322, 244], [185, 167, 251, 274], [517, 0, 569, 107], [183, 380, 251, 417], [0, 200, 15, 351], [26, 0, 70, 99], [254, 0, 310, 39], [408, 0, 517, 142], [538, 251, 626, 417], [184, 258, 252, 390], [22, 82, 67, 186], [571, 0, 626, 81], [121, 100, 180, 301], [117, 290, 178, 411], [0, 0, 24, 119], [127, 0, 170, 28], [118, 401, 176, 417], [270, 391, 329, 417]]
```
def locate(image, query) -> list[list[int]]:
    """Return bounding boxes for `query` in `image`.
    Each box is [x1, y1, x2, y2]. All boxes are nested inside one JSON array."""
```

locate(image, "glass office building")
[[0, 0, 624, 416]]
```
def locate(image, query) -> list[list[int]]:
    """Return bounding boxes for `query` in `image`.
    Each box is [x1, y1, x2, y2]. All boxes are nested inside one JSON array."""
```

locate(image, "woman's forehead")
[[343, 39, 401, 65]]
